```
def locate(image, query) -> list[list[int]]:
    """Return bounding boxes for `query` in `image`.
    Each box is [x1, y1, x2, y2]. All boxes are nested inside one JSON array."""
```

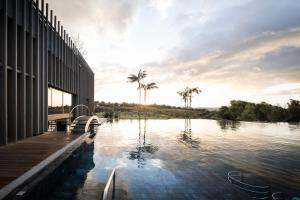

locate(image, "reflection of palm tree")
[[128, 118, 159, 168], [177, 118, 200, 148], [127, 70, 147, 104], [141, 82, 158, 104]]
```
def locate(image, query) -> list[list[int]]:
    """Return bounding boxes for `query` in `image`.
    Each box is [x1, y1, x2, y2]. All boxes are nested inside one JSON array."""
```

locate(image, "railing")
[[272, 192, 284, 200], [102, 167, 117, 200], [228, 171, 270, 199], [68, 104, 90, 123]]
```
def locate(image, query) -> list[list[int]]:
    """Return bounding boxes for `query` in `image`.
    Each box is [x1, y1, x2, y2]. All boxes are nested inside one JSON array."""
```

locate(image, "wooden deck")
[[0, 132, 80, 188]]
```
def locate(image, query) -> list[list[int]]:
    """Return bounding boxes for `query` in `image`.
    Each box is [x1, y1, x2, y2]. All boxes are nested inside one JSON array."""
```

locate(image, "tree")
[[287, 99, 300, 122], [127, 69, 147, 104], [188, 87, 202, 109], [177, 90, 189, 108], [141, 82, 158, 104], [72, 34, 87, 57]]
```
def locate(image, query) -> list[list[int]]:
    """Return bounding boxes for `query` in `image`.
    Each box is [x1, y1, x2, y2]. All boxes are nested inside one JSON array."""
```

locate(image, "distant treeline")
[[94, 101, 212, 119], [218, 99, 300, 122], [94, 100, 300, 122], [94, 101, 183, 111]]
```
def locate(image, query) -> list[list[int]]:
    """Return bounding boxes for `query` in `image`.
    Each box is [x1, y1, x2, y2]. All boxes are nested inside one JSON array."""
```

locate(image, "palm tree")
[[177, 90, 189, 108], [141, 82, 158, 104], [188, 87, 202, 108], [127, 69, 147, 104]]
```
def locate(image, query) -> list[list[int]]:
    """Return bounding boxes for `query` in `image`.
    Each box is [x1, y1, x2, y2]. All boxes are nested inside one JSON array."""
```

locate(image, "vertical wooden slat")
[[50, 9, 53, 85], [72, 44, 76, 93], [57, 20, 60, 87], [60, 25, 63, 90], [65, 34, 69, 92], [71, 42, 74, 93], [63, 30, 66, 88], [0, 0, 8, 145], [40, 0, 45, 133], [45, 2, 48, 131], [69, 37, 71, 93], [34, 0, 40, 136], [54, 15, 57, 87]]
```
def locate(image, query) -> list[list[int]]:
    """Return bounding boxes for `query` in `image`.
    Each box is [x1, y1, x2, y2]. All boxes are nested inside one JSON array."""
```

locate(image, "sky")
[[45, 0, 300, 108]]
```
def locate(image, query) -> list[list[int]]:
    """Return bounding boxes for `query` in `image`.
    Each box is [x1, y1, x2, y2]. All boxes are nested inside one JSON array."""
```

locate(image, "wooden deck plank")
[[0, 132, 80, 188]]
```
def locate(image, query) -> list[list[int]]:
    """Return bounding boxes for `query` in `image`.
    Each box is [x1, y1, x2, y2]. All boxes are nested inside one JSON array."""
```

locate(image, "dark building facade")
[[0, 0, 94, 146]]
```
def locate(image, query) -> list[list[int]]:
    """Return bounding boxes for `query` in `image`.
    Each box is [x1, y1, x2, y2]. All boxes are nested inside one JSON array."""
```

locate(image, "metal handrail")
[[272, 192, 284, 200], [69, 104, 90, 123], [102, 167, 117, 200], [228, 171, 270, 199]]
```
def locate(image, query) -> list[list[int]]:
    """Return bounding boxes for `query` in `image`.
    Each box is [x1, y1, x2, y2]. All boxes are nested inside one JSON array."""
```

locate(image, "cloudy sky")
[[46, 0, 300, 108]]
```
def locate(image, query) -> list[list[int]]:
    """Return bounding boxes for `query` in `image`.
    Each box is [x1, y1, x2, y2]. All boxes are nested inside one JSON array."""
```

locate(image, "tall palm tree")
[[188, 87, 202, 108], [141, 82, 158, 104], [127, 69, 147, 104], [177, 90, 189, 108]]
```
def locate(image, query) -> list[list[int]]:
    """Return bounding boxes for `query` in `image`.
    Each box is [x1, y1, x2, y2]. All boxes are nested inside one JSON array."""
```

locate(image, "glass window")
[[48, 87, 72, 115]]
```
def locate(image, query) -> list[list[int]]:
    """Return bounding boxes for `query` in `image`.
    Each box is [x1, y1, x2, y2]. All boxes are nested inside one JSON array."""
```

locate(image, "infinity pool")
[[47, 119, 300, 199]]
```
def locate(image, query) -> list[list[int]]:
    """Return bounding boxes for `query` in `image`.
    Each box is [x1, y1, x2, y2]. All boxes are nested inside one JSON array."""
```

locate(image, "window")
[[48, 87, 72, 114]]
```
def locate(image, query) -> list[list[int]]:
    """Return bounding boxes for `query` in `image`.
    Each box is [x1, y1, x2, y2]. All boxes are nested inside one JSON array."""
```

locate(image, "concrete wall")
[[0, 0, 94, 146]]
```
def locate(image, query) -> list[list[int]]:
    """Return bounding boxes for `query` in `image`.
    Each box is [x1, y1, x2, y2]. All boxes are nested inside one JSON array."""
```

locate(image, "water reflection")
[[217, 120, 241, 131], [45, 143, 95, 200], [128, 117, 159, 168], [177, 118, 200, 148]]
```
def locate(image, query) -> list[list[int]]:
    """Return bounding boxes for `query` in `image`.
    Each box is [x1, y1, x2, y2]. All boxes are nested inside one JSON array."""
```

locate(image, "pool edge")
[[0, 133, 89, 200]]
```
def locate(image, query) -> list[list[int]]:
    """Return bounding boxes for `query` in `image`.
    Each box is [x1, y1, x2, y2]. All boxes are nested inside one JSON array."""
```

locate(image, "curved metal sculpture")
[[84, 116, 101, 133], [272, 192, 284, 200], [228, 171, 270, 199], [69, 104, 90, 123], [70, 115, 102, 134]]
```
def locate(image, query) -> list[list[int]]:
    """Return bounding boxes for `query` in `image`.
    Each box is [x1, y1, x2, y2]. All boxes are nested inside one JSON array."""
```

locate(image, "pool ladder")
[[228, 171, 270, 199], [102, 167, 117, 200]]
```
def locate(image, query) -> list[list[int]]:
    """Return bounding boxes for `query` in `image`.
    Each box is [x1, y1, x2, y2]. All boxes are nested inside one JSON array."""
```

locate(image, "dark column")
[[7, 0, 18, 143], [18, 0, 27, 140], [26, 0, 33, 138], [0, 0, 8, 145]]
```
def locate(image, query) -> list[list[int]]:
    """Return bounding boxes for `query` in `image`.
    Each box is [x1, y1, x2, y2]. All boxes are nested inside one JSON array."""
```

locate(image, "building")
[[0, 0, 94, 146]]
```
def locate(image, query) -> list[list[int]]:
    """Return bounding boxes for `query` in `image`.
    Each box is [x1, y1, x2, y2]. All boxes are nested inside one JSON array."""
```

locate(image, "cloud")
[[46, 0, 142, 38], [150, 0, 173, 18], [263, 83, 300, 96], [148, 28, 300, 79], [46, 0, 300, 107], [172, 0, 300, 61]]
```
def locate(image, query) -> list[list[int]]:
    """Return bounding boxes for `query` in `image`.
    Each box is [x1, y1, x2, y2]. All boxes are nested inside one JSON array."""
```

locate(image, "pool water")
[[46, 119, 300, 200]]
